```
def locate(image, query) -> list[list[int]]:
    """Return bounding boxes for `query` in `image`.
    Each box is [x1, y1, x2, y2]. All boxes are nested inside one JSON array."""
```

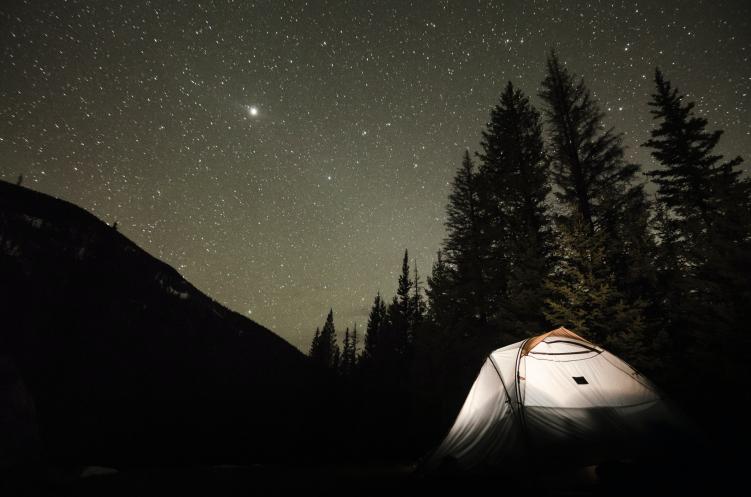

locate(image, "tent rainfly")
[[425, 327, 677, 472]]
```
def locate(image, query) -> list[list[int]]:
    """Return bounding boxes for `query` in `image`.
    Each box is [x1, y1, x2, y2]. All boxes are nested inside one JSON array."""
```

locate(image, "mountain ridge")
[[0, 179, 329, 467]]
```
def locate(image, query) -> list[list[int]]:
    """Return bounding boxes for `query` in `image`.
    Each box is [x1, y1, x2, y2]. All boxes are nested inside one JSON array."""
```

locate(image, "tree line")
[[308, 51, 751, 457]]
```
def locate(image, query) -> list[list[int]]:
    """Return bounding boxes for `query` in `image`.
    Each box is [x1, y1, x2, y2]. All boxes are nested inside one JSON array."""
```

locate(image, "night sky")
[[2, 0, 749, 350]]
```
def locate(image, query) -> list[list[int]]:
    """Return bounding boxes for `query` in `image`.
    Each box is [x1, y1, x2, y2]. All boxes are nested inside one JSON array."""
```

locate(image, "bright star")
[[246, 105, 259, 117]]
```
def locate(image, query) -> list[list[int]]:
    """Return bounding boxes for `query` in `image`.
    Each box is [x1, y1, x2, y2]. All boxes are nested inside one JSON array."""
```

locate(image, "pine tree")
[[332, 343, 340, 375], [643, 69, 750, 277], [380, 250, 414, 361], [384, 296, 401, 354], [606, 186, 658, 300], [339, 324, 359, 378], [425, 250, 456, 329], [648, 201, 686, 353], [539, 51, 655, 347], [394, 250, 413, 341], [643, 69, 751, 383], [444, 151, 488, 323], [350, 323, 359, 367], [340, 327, 352, 376], [396, 250, 412, 309], [309, 327, 321, 359], [539, 50, 640, 233], [477, 81, 552, 336], [312, 309, 339, 370], [410, 261, 426, 330], [644, 69, 744, 236], [363, 293, 387, 365], [544, 216, 649, 366]]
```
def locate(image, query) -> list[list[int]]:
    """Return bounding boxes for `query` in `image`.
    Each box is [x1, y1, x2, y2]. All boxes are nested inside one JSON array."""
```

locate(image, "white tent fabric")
[[426, 327, 675, 472]]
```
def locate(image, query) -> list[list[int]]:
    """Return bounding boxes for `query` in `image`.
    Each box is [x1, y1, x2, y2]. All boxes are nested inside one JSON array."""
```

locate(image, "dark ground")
[[2, 452, 740, 497]]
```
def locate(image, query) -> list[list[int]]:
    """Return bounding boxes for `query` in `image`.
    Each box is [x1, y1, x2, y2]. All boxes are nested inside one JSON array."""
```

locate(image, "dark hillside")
[[0, 180, 329, 467]]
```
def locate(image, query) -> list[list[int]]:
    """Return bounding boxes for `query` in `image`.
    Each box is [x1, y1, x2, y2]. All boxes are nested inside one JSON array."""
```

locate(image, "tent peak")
[[521, 327, 593, 356]]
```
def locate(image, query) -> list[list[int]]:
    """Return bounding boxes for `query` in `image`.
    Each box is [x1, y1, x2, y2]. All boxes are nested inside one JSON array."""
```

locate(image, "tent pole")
[[515, 339, 532, 455], [489, 355, 517, 419]]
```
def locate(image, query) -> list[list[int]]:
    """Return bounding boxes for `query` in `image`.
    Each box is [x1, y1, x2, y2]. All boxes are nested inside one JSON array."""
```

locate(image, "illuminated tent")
[[425, 327, 676, 472]]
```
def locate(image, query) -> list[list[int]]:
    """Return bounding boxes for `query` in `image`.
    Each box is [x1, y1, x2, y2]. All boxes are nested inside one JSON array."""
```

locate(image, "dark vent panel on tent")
[[573, 376, 588, 385]]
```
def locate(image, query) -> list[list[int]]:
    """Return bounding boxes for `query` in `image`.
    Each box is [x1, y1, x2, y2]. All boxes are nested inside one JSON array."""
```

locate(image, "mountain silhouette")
[[0, 180, 329, 467]]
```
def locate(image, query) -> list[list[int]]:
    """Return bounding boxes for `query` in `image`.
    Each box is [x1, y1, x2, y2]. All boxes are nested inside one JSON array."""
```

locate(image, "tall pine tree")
[[410, 261, 427, 330], [350, 323, 359, 367], [381, 250, 413, 364], [644, 69, 744, 237], [444, 151, 488, 324], [340, 327, 352, 377], [310, 309, 339, 370], [539, 50, 640, 233], [362, 292, 387, 366], [309, 327, 321, 359], [643, 69, 751, 384], [539, 51, 654, 347], [425, 250, 457, 330], [477, 81, 552, 337]]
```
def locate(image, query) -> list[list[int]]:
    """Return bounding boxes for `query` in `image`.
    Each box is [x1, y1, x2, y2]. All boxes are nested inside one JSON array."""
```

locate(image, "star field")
[[1, 0, 749, 350]]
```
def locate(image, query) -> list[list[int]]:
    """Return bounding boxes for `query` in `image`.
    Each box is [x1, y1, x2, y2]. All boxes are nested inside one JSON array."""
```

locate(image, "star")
[[0, 1, 747, 352]]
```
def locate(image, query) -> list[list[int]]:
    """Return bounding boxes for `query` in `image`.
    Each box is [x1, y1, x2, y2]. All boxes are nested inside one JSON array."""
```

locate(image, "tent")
[[425, 327, 677, 472]]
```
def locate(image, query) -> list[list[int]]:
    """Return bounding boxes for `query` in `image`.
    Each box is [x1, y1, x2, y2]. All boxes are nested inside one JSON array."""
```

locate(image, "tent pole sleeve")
[[489, 355, 518, 419], [515, 339, 532, 451]]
